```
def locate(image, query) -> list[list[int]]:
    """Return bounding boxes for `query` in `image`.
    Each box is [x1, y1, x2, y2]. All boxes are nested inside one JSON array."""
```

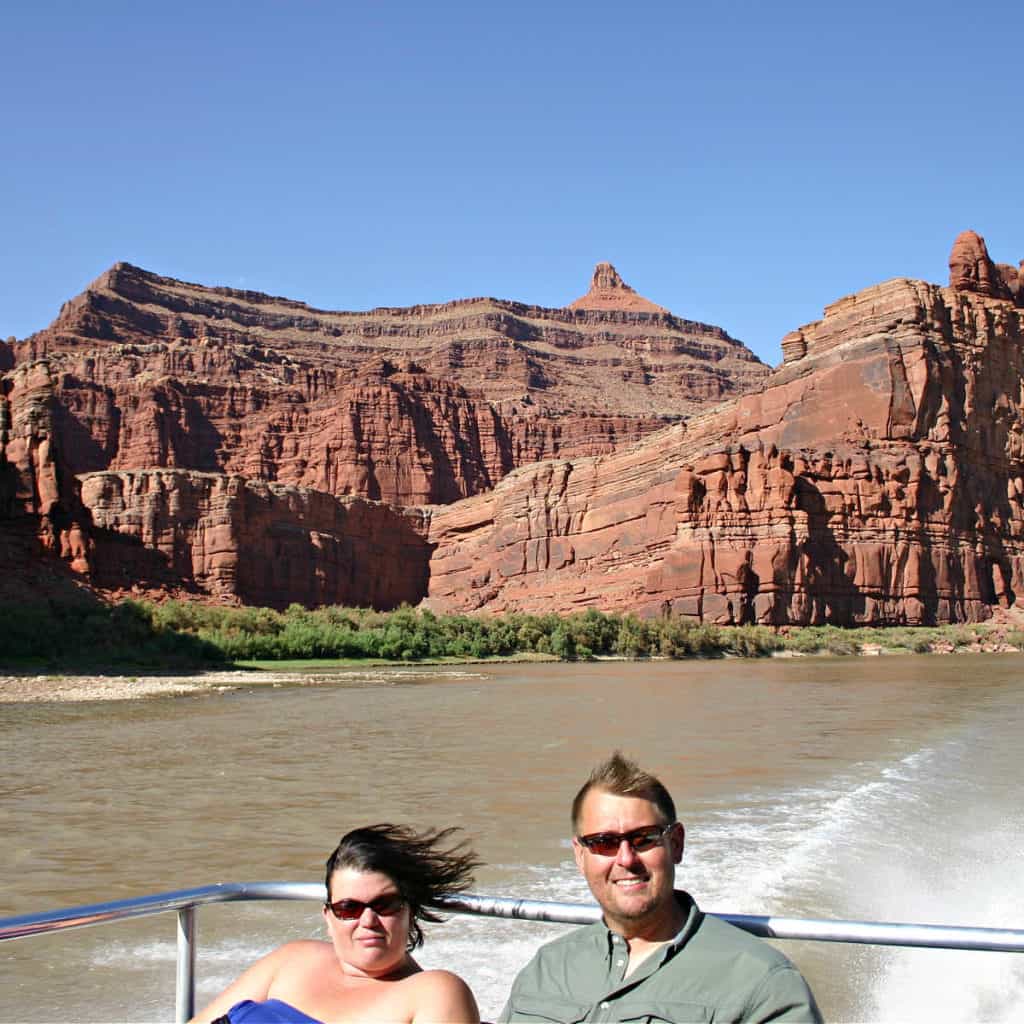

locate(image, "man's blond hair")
[[571, 750, 676, 832]]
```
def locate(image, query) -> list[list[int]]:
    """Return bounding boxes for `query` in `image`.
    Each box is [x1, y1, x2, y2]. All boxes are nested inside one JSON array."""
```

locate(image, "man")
[[499, 752, 823, 1023]]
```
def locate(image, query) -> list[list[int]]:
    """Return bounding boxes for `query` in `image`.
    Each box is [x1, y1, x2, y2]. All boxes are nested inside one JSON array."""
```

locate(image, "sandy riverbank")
[[0, 669, 332, 703], [4, 635, 1024, 703]]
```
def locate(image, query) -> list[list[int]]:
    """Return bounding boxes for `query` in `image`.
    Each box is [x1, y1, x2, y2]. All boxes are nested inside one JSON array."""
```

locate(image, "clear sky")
[[3, 1, 1022, 366]]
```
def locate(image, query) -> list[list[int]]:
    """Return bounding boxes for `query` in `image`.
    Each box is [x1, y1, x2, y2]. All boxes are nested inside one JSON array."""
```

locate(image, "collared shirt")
[[498, 892, 823, 1023]]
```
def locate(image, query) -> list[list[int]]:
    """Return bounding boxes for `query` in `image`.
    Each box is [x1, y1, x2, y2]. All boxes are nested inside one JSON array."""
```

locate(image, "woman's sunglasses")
[[325, 893, 406, 919], [575, 823, 673, 856]]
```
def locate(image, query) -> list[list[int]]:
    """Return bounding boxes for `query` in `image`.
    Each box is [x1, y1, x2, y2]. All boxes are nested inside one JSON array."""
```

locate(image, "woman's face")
[[323, 867, 412, 978]]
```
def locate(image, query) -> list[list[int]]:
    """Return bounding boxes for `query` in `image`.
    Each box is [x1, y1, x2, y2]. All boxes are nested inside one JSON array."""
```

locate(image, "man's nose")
[[614, 839, 641, 866]]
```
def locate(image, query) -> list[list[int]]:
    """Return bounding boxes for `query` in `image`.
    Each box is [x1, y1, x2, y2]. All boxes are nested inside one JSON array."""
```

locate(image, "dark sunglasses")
[[325, 893, 406, 920], [576, 823, 673, 856]]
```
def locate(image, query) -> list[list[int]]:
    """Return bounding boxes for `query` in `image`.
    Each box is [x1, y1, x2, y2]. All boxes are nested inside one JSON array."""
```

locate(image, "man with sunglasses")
[[498, 752, 822, 1023]]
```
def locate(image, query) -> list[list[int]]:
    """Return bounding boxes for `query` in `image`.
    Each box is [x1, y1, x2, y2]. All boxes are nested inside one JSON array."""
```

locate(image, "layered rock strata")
[[424, 235, 1024, 624], [2, 260, 764, 606], [81, 470, 429, 609], [568, 262, 669, 314], [6, 234, 1024, 624], [10, 261, 766, 507], [949, 229, 1023, 304]]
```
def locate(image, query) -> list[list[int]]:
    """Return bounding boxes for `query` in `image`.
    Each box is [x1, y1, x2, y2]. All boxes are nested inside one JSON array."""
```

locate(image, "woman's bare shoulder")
[[404, 969, 479, 1023], [278, 939, 333, 953], [269, 939, 335, 967], [188, 941, 333, 1023], [409, 968, 472, 987]]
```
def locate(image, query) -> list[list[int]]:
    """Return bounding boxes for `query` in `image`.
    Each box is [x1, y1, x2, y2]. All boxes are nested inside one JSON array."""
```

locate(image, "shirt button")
[[601, 1002, 610, 1009], [616, 959, 624, 967]]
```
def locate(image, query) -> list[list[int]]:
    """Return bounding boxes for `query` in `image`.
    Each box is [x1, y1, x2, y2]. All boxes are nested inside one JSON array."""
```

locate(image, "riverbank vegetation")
[[3, 598, 1024, 670]]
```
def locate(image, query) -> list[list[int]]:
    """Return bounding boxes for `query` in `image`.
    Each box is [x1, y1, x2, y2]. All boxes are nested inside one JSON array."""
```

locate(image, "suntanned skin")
[[572, 789, 687, 970], [189, 868, 479, 1024]]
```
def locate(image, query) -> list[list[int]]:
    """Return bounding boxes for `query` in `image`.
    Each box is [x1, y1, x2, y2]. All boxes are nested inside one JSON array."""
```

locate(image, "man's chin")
[[605, 895, 657, 921]]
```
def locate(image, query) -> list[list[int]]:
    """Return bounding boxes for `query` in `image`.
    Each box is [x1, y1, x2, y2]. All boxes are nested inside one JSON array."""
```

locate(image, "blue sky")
[[3, 1, 1022, 365]]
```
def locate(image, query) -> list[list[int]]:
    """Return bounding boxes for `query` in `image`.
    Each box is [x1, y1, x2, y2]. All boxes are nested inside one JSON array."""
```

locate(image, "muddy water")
[[2, 657, 1023, 1022]]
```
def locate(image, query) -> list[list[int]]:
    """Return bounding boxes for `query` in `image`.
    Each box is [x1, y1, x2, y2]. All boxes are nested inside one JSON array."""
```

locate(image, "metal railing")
[[3, 883, 1024, 1023]]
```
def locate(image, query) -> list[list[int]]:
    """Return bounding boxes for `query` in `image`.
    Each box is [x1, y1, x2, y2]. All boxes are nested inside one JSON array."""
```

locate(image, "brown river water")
[[2, 657, 1023, 1022]]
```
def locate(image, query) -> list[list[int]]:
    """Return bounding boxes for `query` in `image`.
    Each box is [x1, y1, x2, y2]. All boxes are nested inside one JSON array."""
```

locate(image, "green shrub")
[[22, 597, 999, 669], [615, 615, 652, 658], [0, 599, 224, 668], [824, 630, 861, 656], [565, 609, 618, 655], [726, 625, 783, 658], [1004, 630, 1024, 651], [549, 627, 576, 660]]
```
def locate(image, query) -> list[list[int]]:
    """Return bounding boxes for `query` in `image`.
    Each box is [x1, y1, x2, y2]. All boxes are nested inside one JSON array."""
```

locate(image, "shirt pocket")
[[618, 1001, 711, 1023], [507, 995, 591, 1022]]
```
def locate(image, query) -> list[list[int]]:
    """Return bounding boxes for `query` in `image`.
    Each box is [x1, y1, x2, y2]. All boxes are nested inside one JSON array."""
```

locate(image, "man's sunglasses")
[[576, 824, 673, 856], [325, 893, 406, 920]]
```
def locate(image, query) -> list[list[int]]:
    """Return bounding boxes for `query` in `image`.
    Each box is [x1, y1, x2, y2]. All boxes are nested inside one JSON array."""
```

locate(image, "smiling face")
[[572, 788, 685, 939], [323, 867, 414, 979]]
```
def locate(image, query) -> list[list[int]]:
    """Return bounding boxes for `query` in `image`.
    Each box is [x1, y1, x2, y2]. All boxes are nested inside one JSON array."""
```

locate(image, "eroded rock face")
[[0, 360, 92, 575], [1, 260, 766, 606], [10, 261, 767, 507], [949, 230, 1022, 305], [7, 236, 1024, 623], [567, 262, 669, 313], [426, 255, 1024, 625], [81, 470, 430, 609]]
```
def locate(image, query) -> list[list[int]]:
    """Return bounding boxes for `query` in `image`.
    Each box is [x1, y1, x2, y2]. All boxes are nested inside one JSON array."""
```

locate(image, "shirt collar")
[[599, 890, 703, 965]]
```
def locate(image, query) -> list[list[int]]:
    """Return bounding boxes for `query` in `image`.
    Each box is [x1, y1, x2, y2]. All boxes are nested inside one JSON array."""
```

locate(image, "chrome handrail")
[[2, 884, 1023, 1023]]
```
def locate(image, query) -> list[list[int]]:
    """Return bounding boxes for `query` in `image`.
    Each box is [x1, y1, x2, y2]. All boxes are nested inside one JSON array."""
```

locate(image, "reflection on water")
[[2, 657, 1023, 1022]]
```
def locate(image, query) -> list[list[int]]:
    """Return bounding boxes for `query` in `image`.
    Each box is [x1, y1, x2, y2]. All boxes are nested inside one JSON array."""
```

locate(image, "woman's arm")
[[410, 970, 480, 1024], [188, 942, 306, 1024]]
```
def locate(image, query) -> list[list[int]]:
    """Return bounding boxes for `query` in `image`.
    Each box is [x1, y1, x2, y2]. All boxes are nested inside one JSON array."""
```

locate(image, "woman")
[[191, 824, 481, 1024]]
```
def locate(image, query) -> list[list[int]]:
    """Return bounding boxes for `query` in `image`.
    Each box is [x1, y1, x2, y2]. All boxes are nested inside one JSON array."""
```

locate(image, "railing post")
[[175, 906, 196, 1024]]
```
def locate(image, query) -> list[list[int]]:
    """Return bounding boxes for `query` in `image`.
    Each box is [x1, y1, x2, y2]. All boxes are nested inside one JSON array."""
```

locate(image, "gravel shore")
[[4, 639, 1021, 703], [0, 670, 310, 703]]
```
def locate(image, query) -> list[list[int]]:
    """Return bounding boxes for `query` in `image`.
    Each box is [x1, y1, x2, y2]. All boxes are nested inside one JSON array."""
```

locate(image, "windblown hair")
[[571, 750, 677, 832], [325, 824, 480, 950]]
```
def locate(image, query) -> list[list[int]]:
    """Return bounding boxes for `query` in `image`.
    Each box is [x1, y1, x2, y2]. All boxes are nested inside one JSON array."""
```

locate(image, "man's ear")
[[669, 822, 685, 864]]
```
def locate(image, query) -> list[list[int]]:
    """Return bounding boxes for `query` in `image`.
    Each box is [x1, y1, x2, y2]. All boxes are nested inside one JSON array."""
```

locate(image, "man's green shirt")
[[498, 892, 822, 1023]]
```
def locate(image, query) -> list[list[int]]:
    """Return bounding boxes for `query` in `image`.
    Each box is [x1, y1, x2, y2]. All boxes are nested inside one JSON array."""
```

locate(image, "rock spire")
[[567, 262, 668, 314], [949, 230, 1022, 304]]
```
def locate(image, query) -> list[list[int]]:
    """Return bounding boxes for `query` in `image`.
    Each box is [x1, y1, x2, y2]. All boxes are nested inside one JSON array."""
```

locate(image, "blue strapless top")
[[226, 999, 324, 1024]]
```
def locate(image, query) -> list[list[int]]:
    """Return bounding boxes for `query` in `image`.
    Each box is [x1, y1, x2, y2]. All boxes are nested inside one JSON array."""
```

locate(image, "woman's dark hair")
[[325, 824, 480, 950]]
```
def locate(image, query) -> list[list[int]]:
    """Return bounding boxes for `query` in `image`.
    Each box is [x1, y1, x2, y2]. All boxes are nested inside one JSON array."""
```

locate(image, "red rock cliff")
[[425, 235, 1024, 625], [11, 261, 767, 506], [7, 236, 1024, 624], [2, 260, 765, 606], [81, 470, 430, 609]]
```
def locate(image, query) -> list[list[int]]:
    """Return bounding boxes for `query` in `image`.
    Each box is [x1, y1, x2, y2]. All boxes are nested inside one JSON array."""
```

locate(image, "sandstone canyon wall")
[[14, 261, 766, 506], [425, 233, 1024, 625], [4, 234, 1024, 623], [1, 261, 763, 608]]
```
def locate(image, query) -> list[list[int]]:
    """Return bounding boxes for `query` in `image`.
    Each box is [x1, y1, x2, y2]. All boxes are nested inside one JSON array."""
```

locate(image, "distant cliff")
[[11, 260, 766, 505], [4, 234, 1024, 623]]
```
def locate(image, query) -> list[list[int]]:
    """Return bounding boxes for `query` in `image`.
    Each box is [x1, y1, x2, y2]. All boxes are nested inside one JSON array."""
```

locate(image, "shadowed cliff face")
[[4, 236, 1024, 623], [81, 471, 431, 610]]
